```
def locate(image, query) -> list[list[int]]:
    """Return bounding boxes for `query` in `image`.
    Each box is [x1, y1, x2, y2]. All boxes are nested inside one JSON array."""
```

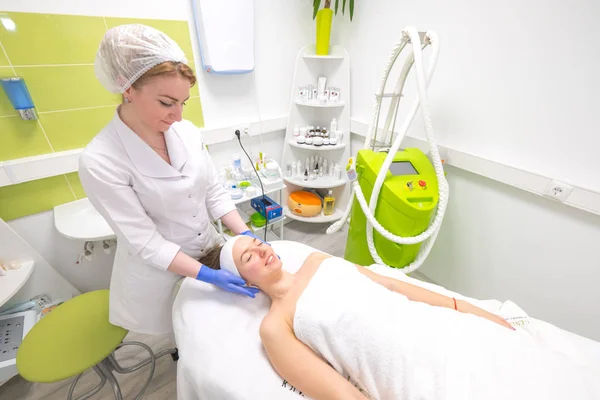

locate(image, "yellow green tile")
[[104, 18, 194, 61], [0, 12, 106, 65], [15, 66, 119, 112], [188, 62, 200, 98], [65, 172, 87, 199], [0, 175, 76, 221], [0, 67, 17, 117], [0, 117, 52, 161], [38, 106, 115, 151], [182, 97, 204, 128], [0, 44, 9, 66]]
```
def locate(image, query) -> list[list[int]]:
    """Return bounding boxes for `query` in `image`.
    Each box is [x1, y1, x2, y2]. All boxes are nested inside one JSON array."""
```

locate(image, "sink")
[[54, 198, 116, 241]]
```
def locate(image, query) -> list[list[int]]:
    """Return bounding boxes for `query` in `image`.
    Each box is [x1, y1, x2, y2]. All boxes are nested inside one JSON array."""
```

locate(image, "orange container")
[[288, 191, 322, 217]]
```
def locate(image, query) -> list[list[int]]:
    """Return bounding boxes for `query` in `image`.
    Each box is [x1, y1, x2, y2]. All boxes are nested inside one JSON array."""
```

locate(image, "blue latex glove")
[[196, 265, 260, 298], [240, 230, 271, 246]]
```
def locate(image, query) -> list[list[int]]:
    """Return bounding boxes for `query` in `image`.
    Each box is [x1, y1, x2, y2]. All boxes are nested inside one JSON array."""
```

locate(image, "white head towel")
[[220, 235, 243, 278]]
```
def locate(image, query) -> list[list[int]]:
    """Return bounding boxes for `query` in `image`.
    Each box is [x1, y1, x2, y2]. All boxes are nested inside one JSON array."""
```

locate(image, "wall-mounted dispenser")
[[0, 77, 37, 120]]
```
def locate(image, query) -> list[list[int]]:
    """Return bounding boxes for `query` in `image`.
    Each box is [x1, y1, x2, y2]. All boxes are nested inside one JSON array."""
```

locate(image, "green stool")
[[16, 290, 176, 400]]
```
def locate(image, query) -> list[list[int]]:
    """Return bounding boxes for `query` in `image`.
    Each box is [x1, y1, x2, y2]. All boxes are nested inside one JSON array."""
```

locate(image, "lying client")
[[198, 235, 600, 400]]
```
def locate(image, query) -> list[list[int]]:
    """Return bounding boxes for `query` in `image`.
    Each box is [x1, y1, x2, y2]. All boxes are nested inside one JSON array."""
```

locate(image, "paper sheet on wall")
[[191, 0, 255, 74]]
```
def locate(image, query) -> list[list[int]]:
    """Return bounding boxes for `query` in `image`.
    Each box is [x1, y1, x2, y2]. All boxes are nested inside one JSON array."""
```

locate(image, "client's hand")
[[196, 265, 260, 298], [457, 300, 515, 331]]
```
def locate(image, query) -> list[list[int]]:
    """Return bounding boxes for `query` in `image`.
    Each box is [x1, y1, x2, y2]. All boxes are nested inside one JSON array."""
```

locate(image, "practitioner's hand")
[[456, 300, 516, 331], [196, 265, 260, 298]]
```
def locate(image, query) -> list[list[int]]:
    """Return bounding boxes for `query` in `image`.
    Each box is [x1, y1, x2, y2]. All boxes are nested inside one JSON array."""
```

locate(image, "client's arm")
[[356, 265, 514, 331], [260, 314, 368, 400]]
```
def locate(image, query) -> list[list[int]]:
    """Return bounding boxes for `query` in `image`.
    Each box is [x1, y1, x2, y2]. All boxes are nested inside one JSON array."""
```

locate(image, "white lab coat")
[[78, 110, 235, 335]]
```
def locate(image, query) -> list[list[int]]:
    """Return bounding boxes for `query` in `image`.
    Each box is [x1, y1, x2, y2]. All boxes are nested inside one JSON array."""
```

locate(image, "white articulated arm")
[[328, 28, 448, 274], [365, 28, 448, 273], [326, 37, 412, 236]]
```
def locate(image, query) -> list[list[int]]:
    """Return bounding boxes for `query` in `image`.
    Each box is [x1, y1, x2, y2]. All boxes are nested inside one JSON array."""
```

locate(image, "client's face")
[[232, 236, 282, 286]]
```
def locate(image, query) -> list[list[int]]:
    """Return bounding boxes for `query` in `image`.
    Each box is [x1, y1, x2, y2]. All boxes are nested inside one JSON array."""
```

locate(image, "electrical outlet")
[[233, 125, 250, 138], [544, 180, 573, 202]]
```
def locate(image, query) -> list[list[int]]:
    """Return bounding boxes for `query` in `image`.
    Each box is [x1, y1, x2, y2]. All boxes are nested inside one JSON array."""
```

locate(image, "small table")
[[217, 178, 287, 240], [0, 260, 35, 309]]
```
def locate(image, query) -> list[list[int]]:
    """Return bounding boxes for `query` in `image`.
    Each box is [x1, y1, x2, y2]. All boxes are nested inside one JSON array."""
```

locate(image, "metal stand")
[[66, 342, 178, 400]]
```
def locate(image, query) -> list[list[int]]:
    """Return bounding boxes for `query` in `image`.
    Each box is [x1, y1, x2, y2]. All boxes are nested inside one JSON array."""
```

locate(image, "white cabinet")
[[281, 45, 351, 223]]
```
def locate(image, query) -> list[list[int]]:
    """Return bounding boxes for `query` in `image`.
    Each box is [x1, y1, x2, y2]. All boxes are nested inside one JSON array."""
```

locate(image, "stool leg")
[[67, 366, 107, 400], [109, 341, 158, 400], [171, 348, 179, 361], [97, 360, 123, 400]]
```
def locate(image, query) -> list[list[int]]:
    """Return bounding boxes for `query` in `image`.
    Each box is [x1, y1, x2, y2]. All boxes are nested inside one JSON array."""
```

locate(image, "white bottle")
[[334, 164, 342, 180], [330, 118, 337, 135], [293, 124, 300, 136]]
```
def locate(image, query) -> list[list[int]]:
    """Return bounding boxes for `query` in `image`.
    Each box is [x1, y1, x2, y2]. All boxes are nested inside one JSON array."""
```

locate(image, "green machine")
[[344, 148, 439, 268], [326, 27, 448, 272]]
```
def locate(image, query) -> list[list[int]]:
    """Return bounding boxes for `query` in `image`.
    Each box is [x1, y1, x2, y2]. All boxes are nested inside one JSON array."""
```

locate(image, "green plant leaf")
[[313, 0, 321, 19], [349, 0, 354, 20], [335, 0, 339, 14], [342, 0, 347, 15]]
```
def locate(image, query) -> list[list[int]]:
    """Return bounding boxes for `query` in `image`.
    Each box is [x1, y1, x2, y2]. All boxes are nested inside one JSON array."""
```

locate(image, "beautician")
[[79, 24, 261, 335]]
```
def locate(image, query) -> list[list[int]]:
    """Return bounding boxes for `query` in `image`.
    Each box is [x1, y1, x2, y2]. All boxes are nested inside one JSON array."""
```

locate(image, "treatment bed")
[[172, 241, 600, 400]]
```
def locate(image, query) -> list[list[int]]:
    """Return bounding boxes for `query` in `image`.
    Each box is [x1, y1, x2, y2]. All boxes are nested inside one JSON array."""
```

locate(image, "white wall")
[[7, 212, 115, 293], [0, 219, 78, 310], [421, 166, 600, 340], [335, 0, 600, 193]]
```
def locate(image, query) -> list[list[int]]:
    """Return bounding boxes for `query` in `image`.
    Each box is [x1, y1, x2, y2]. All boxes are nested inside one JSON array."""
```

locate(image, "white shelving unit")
[[294, 100, 346, 108], [281, 44, 352, 224], [288, 140, 346, 151]]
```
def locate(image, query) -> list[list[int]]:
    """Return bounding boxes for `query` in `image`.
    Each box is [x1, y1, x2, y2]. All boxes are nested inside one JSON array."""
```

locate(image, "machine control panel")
[[405, 180, 428, 191]]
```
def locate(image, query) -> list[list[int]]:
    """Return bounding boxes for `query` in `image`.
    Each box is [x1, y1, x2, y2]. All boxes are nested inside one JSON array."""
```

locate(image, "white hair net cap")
[[94, 24, 188, 93]]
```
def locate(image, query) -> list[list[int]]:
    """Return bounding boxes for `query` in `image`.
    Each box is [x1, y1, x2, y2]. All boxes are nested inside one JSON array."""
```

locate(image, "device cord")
[[235, 130, 268, 242]]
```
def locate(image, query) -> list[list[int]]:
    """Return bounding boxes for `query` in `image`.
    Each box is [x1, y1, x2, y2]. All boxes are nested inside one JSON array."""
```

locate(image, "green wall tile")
[[0, 12, 204, 221], [0, 46, 9, 66], [188, 62, 200, 98], [15, 66, 120, 112], [0, 66, 17, 117], [0, 12, 106, 65], [104, 17, 194, 61], [65, 172, 87, 199], [0, 175, 76, 221], [182, 97, 204, 128], [38, 106, 115, 151], [0, 117, 52, 161]]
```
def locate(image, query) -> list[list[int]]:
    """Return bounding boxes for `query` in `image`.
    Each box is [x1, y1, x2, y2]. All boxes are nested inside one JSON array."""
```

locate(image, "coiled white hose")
[[327, 27, 448, 274]]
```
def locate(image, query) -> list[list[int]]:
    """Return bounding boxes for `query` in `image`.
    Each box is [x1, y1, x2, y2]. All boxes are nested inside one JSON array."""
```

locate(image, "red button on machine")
[[419, 180, 427, 187]]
